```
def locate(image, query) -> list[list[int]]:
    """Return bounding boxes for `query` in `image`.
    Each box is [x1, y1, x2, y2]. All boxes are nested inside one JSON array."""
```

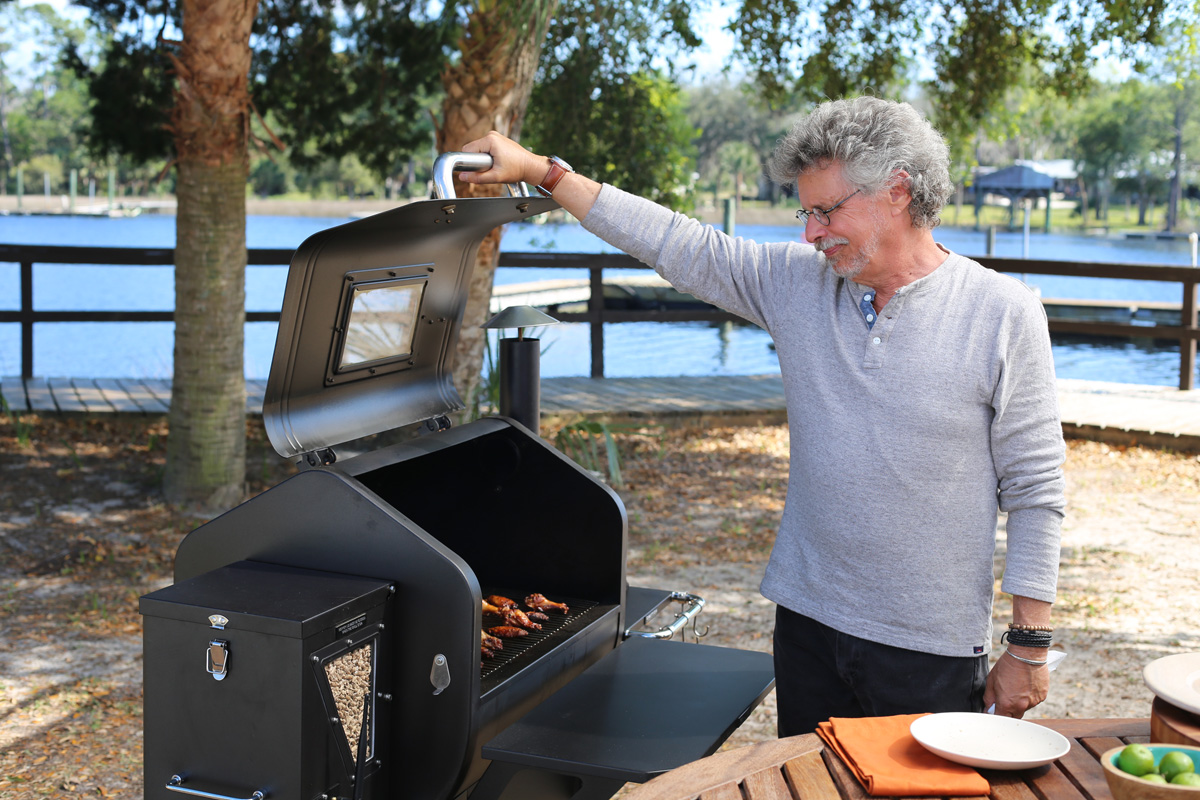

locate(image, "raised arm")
[[461, 132, 601, 221]]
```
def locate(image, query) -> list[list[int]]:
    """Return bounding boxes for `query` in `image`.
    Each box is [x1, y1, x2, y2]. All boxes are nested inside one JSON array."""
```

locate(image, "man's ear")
[[887, 170, 913, 215]]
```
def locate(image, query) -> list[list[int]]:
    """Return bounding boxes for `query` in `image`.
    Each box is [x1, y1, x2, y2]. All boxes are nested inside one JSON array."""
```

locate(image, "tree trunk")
[[1137, 176, 1150, 226], [162, 0, 256, 514], [438, 2, 557, 418], [0, 65, 11, 195], [1167, 97, 1185, 232]]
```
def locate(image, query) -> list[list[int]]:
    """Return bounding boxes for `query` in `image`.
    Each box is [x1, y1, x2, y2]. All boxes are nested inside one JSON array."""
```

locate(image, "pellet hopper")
[[139, 154, 775, 800]]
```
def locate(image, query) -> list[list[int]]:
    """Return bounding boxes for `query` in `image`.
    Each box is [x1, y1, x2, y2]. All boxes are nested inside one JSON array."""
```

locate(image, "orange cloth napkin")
[[817, 714, 991, 797]]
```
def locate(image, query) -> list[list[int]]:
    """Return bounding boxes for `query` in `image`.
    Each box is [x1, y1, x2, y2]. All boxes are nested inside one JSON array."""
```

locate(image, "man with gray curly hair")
[[768, 96, 954, 230], [462, 95, 1065, 736]]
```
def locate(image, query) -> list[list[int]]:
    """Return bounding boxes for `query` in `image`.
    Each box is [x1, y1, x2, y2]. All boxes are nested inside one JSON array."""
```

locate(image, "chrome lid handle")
[[432, 152, 527, 200]]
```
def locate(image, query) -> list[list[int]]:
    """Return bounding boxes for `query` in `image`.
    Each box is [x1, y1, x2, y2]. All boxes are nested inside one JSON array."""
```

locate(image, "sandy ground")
[[0, 417, 1197, 797]]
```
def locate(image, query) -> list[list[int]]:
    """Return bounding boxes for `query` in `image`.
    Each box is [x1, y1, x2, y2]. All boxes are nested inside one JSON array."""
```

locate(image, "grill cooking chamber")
[[140, 155, 774, 800]]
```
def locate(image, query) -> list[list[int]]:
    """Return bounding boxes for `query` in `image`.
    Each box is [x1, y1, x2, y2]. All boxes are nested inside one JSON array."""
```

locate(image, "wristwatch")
[[536, 156, 574, 198]]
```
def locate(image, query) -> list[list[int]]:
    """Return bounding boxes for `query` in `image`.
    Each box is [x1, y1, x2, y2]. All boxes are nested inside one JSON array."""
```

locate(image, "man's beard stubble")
[[815, 211, 886, 280]]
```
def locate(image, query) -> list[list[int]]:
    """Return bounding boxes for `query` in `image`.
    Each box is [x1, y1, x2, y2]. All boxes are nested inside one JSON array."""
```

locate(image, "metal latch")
[[207, 640, 229, 681], [429, 653, 451, 695]]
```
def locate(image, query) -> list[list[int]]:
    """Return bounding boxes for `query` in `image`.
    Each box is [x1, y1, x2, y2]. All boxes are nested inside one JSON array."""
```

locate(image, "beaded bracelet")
[[1008, 623, 1054, 633], [1000, 629, 1052, 648], [1004, 650, 1049, 667]]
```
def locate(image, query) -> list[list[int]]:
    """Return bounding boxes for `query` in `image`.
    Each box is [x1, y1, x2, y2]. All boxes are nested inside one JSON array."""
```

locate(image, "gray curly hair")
[[768, 97, 953, 230]]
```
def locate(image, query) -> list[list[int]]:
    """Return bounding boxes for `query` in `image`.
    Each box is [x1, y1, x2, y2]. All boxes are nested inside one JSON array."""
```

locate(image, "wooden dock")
[[2, 375, 1198, 450], [491, 277, 1187, 325]]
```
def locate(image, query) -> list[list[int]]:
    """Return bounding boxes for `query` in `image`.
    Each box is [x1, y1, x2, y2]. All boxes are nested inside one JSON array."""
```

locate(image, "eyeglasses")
[[796, 189, 861, 226]]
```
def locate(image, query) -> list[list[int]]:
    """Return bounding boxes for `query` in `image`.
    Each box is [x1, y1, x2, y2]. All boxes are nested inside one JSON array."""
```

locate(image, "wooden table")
[[622, 718, 1151, 800]]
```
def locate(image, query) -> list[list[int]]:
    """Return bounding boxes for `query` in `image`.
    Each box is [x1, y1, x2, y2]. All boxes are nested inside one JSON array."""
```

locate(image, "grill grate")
[[480, 594, 598, 682]]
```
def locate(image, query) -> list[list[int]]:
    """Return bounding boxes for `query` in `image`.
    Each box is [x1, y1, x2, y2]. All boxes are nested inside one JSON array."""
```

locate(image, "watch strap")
[[536, 157, 572, 197]]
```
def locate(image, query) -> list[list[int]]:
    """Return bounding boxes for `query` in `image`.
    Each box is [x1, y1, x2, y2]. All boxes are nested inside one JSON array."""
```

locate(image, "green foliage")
[[0, 3, 108, 190], [249, 155, 296, 197], [468, 335, 501, 423], [552, 420, 661, 489], [251, 0, 455, 179], [63, 0, 456, 181], [63, 35, 175, 164], [728, 0, 1170, 153], [717, 141, 761, 198], [526, 69, 698, 210], [523, 0, 703, 210], [685, 79, 796, 204], [1, 396, 33, 447]]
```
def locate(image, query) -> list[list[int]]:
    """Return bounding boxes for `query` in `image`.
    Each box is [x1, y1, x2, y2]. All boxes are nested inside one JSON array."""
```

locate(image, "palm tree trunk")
[[162, 0, 256, 513], [438, 1, 557, 419]]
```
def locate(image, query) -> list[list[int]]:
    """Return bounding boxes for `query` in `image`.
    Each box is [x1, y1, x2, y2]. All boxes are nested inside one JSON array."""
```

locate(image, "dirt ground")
[[1, 414, 1198, 799]]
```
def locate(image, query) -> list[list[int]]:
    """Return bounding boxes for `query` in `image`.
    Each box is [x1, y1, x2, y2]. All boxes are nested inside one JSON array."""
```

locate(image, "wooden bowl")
[[1154, 698, 1200, 748], [1101, 744, 1200, 800]]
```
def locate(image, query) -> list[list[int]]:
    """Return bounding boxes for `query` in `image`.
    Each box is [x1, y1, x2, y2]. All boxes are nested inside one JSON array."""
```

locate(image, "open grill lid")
[[264, 154, 557, 461]]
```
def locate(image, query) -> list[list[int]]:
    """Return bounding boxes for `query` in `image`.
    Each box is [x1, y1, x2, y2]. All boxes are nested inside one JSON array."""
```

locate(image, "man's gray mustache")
[[814, 237, 850, 253]]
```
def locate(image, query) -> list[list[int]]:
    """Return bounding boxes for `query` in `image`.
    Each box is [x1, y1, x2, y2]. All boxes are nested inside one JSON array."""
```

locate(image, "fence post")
[[20, 261, 33, 379], [588, 264, 605, 378], [1183, 278, 1197, 391]]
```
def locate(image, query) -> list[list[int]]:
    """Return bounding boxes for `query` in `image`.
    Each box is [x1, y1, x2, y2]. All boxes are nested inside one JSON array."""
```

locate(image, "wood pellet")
[[324, 643, 373, 762]]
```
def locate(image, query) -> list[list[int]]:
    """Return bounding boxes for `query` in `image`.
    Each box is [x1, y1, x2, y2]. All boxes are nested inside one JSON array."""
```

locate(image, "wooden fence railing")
[[1, 245, 1197, 390]]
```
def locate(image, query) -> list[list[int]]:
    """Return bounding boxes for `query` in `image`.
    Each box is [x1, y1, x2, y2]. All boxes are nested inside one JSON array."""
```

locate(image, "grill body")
[[148, 417, 627, 800]]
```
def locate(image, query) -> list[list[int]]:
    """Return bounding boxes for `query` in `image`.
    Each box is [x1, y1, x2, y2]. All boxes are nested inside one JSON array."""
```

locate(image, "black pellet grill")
[[140, 154, 775, 800]]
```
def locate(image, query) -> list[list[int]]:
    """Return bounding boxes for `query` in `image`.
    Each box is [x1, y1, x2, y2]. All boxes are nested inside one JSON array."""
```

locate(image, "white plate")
[[910, 712, 1071, 770], [1144, 653, 1200, 716]]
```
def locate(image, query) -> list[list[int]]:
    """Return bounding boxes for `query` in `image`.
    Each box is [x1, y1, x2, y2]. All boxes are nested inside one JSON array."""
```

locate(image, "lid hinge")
[[422, 415, 452, 435], [299, 448, 338, 469]]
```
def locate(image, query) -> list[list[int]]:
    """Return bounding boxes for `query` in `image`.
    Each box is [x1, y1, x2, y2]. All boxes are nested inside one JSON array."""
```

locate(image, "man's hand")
[[461, 132, 547, 189], [986, 595, 1053, 717], [461, 131, 603, 221], [984, 647, 1049, 717]]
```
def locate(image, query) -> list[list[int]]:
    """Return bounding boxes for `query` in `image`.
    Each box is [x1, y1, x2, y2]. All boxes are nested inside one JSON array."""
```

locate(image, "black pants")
[[773, 606, 988, 737]]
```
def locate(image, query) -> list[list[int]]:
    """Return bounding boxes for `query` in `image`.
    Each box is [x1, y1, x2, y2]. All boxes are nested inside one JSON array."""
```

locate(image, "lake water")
[[0, 212, 1197, 387]]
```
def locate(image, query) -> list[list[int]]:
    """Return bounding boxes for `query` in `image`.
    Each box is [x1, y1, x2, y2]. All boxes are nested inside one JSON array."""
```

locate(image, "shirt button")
[[866, 314, 874, 322], [873, 337, 882, 344], [864, 294, 873, 301]]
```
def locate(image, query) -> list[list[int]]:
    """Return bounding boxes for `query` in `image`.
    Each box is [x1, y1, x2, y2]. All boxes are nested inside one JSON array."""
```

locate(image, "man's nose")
[[805, 215, 828, 239]]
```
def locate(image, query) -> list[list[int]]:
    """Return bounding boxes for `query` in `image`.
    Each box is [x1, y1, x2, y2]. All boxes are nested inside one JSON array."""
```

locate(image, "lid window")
[[336, 278, 426, 372]]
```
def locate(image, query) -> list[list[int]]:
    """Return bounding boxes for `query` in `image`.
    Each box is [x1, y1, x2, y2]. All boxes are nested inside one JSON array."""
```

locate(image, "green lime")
[[1172, 773, 1200, 787], [1161, 751, 1196, 782], [1142, 774, 1169, 784], [1118, 744, 1158, 777]]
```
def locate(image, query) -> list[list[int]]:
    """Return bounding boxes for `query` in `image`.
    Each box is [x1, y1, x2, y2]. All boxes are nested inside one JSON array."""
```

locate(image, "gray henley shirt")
[[582, 184, 1066, 658]]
